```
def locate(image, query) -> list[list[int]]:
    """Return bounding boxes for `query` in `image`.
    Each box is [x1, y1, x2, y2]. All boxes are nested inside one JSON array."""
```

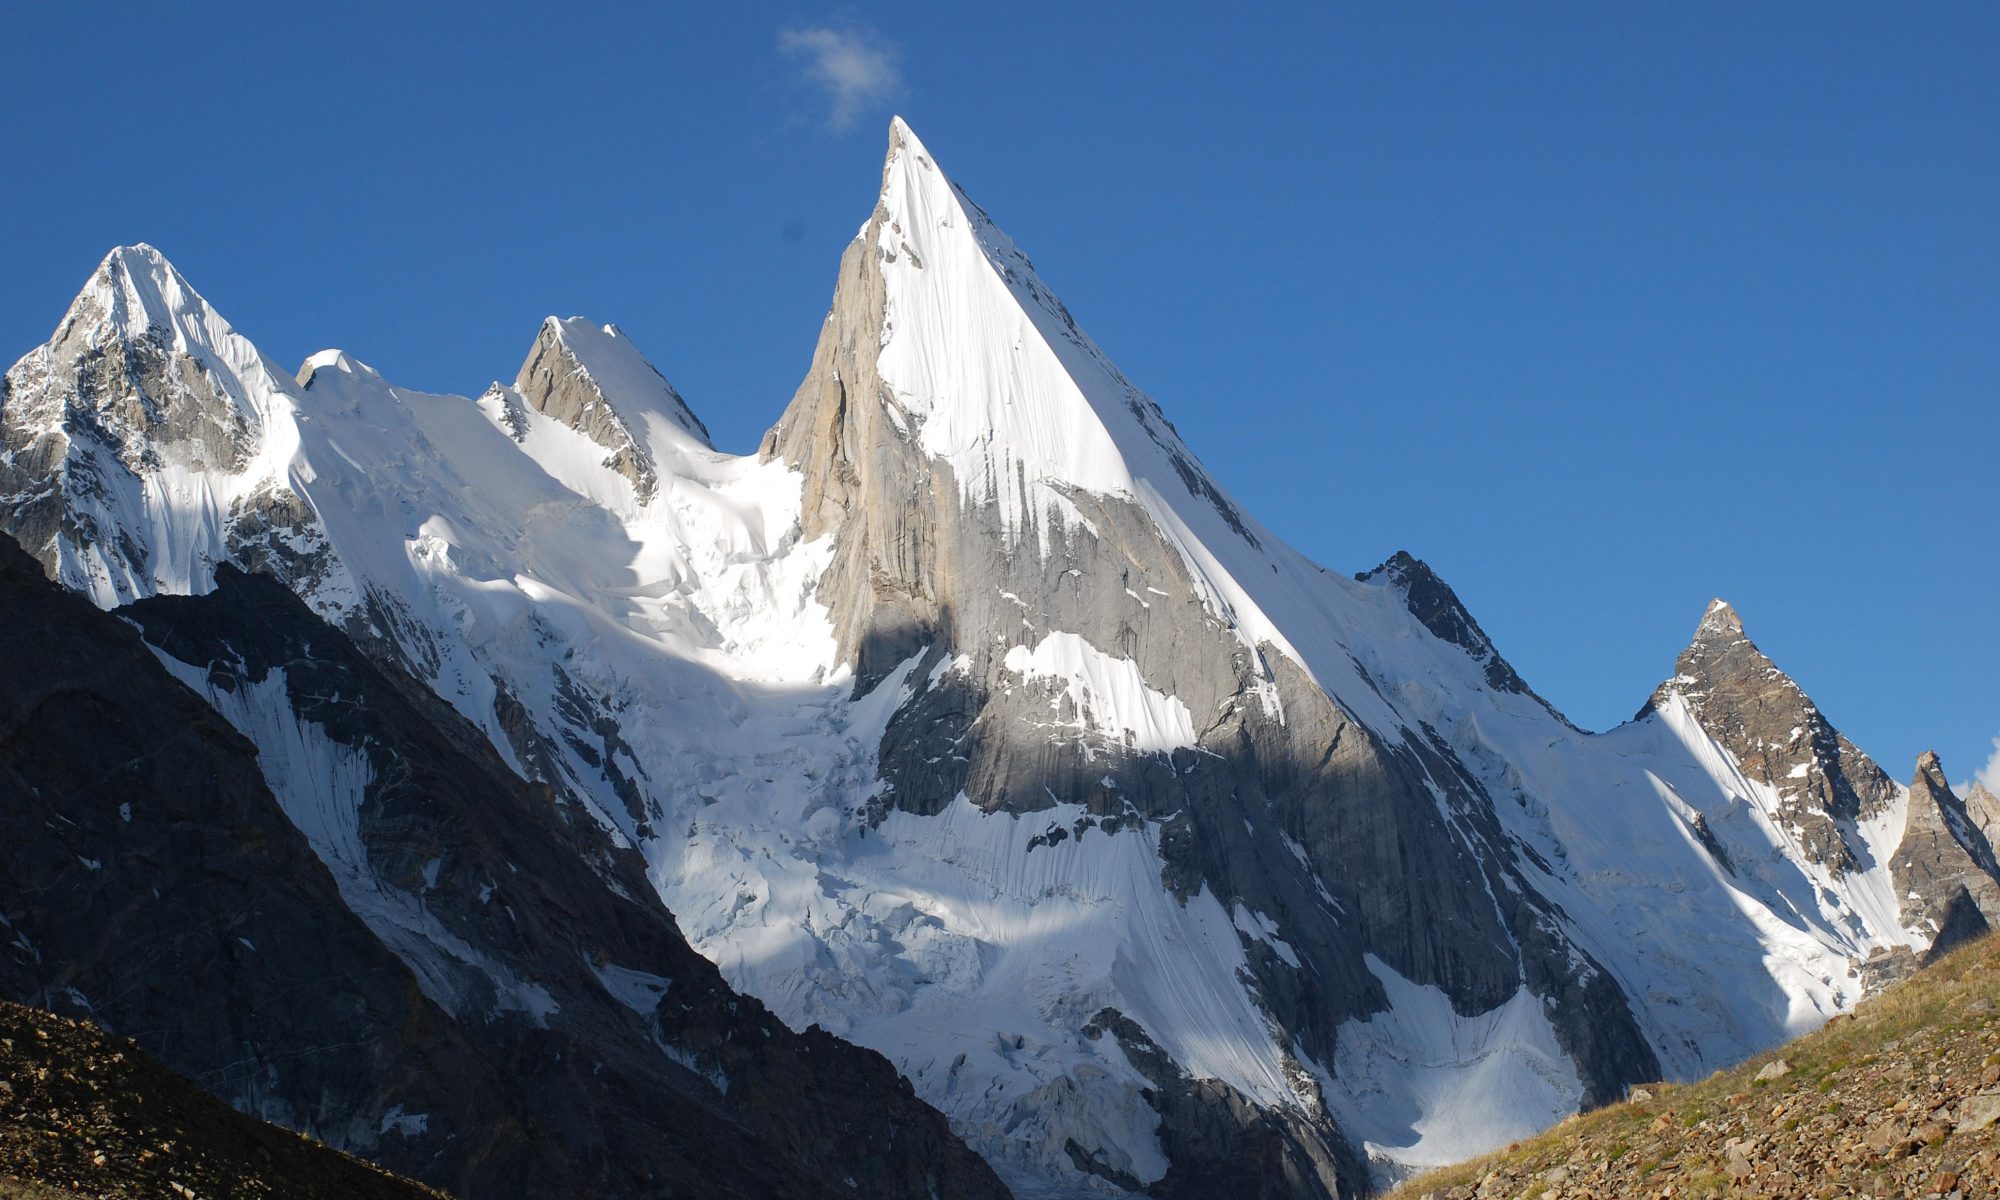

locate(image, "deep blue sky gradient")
[[3, 3, 1994, 784]]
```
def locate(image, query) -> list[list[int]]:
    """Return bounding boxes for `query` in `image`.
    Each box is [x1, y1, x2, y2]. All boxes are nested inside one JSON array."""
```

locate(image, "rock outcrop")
[[511, 316, 712, 504], [3, 119, 1993, 1199], [0, 531, 1007, 1200], [1642, 599, 1900, 874], [1892, 752, 2000, 958]]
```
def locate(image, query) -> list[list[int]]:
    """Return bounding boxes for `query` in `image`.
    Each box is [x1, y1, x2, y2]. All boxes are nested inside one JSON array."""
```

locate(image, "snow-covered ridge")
[[541, 316, 713, 450], [6, 118, 1995, 1200]]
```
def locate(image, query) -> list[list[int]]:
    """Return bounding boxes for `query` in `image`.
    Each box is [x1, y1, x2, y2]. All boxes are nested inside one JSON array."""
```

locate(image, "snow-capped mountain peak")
[[1646, 595, 1901, 875], [0, 244, 334, 610], [860, 117, 1258, 554], [6, 120, 1997, 1200], [505, 315, 713, 507], [71, 243, 185, 335], [51, 243, 296, 433]]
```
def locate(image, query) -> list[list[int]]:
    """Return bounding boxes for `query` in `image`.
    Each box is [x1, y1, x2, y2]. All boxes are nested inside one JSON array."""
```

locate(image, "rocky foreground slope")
[[0, 1001, 442, 1200], [1392, 932, 2000, 1200], [3, 115, 1997, 1197]]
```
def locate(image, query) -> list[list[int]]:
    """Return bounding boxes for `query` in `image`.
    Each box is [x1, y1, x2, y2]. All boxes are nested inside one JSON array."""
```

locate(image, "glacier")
[[5, 117, 1997, 1197]]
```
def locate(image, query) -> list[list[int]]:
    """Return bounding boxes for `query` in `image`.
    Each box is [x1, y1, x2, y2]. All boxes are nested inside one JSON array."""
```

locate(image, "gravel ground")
[[1394, 933, 2000, 1200]]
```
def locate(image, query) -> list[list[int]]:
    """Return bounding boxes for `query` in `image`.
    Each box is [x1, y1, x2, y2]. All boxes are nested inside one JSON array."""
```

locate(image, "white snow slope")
[[0, 120, 1953, 1195]]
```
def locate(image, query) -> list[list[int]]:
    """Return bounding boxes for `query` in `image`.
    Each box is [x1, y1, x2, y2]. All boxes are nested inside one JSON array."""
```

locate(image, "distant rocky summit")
[[2, 116, 1993, 1197]]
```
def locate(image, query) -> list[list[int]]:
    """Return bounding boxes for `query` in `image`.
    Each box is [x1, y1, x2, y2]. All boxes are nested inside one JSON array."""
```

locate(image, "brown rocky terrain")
[[0, 1001, 442, 1200], [1392, 932, 2000, 1199]]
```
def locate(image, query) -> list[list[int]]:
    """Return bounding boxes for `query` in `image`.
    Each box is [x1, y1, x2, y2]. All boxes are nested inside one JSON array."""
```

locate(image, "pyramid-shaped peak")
[[511, 316, 712, 503], [517, 317, 711, 445], [882, 115, 934, 178], [874, 116, 976, 238], [65, 243, 214, 341], [1358, 551, 1551, 706], [101, 242, 175, 275], [1697, 598, 1745, 639], [39, 244, 294, 426]]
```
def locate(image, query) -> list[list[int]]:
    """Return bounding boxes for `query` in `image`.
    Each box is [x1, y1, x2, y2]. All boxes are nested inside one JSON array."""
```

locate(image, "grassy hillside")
[[0, 1002, 443, 1200], [1393, 933, 2000, 1199]]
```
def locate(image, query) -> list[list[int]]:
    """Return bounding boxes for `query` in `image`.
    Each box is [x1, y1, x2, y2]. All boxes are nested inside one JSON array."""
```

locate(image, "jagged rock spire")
[[512, 316, 711, 504], [1645, 597, 1898, 874], [1356, 550, 1566, 719], [0, 244, 325, 608], [1892, 751, 2000, 959]]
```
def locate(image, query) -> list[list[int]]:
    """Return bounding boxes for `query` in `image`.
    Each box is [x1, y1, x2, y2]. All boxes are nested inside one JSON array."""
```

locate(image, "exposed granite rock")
[[0, 247, 342, 609], [762, 119, 1661, 1193], [512, 317, 710, 504], [1891, 752, 2000, 960], [0, 531, 1008, 1200], [1082, 1009, 1353, 1200], [1355, 551, 1559, 716], [1969, 781, 2000, 848], [1641, 599, 1900, 874]]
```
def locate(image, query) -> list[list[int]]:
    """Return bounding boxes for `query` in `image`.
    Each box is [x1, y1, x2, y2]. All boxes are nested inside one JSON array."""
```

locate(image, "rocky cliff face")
[[510, 316, 713, 504], [0, 246, 344, 613], [1890, 752, 2000, 957], [757, 118, 1667, 1195], [1640, 599, 1901, 875], [1970, 781, 2000, 846], [3, 117, 1995, 1200], [0, 531, 1006, 1200]]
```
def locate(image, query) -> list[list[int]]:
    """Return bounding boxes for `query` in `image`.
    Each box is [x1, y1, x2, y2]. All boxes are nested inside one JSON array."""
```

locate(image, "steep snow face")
[[0, 246, 351, 613], [540, 317, 713, 450], [873, 123, 1139, 536], [1326, 956, 1583, 1175], [865, 120, 1412, 730], [1001, 632, 1199, 753], [8, 120, 1997, 1200]]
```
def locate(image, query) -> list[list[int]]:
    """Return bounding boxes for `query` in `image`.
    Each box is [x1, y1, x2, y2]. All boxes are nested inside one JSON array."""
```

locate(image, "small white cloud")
[[779, 26, 900, 130], [1974, 735, 2000, 796]]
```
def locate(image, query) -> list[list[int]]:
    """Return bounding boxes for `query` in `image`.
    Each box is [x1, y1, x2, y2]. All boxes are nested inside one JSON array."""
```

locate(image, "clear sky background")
[[4, 3, 1995, 790]]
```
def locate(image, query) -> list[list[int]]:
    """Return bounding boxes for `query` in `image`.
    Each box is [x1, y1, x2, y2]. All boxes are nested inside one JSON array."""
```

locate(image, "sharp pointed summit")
[[3, 126, 1991, 1200], [1699, 596, 1746, 637], [1646, 596, 1900, 874], [1356, 550, 1551, 706], [511, 316, 712, 505], [1891, 751, 2000, 959], [1, 245, 327, 608]]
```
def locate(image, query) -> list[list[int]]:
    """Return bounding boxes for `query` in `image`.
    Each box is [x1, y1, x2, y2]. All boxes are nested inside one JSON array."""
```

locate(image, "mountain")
[[0, 1000, 444, 1200], [0, 531, 1005, 1199], [2, 117, 1995, 1198], [1387, 931, 2000, 1200]]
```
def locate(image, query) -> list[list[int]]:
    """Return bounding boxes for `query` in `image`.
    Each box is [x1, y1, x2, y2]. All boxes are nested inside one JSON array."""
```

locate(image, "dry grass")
[[1390, 933, 2000, 1199]]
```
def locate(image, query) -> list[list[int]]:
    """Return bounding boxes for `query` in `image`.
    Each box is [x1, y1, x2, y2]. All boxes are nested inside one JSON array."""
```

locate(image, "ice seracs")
[[5, 119, 1996, 1200]]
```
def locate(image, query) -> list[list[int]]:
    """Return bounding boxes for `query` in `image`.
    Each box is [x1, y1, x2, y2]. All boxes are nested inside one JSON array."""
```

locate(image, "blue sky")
[[3, 3, 1995, 788]]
